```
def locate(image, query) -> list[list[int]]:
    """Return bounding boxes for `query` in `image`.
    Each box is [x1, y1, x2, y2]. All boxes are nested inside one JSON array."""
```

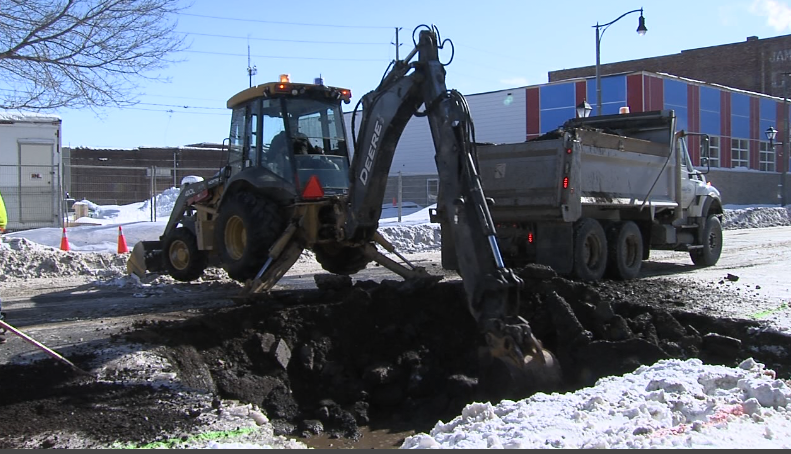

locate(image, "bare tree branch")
[[0, 0, 190, 110]]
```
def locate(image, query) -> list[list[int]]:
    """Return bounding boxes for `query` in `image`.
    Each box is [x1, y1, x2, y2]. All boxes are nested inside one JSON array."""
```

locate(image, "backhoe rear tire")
[[571, 218, 607, 282], [690, 215, 723, 266], [162, 227, 209, 282], [605, 221, 643, 280], [215, 192, 284, 282], [314, 244, 371, 275]]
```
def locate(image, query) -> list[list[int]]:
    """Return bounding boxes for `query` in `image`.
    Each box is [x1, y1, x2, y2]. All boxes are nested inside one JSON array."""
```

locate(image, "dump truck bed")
[[478, 112, 679, 223]]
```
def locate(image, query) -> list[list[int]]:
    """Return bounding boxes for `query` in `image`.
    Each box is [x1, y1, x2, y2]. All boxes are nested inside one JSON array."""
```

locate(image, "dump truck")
[[435, 110, 723, 281]]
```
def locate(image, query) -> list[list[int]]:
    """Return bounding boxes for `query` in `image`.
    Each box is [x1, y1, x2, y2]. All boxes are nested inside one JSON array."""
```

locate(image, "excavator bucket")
[[483, 325, 563, 392], [127, 240, 164, 279]]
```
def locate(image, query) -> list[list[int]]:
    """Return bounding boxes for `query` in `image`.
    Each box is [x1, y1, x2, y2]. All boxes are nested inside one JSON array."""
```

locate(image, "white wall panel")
[[344, 87, 527, 176]]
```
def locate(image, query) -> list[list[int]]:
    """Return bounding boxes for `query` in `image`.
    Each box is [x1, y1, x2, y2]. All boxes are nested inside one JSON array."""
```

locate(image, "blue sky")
[[54, 0, 791, 149]]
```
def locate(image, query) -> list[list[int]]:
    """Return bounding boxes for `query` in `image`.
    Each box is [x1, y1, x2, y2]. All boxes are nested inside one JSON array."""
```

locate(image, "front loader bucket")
[[127, 240, 164, 279]]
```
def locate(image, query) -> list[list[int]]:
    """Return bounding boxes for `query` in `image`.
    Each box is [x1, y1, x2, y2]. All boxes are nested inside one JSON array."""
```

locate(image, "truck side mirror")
[[699, 135, 711, 174]]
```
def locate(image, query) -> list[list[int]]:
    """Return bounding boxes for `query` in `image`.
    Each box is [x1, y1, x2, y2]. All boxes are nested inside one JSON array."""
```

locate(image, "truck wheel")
[[215, 192, 283, 281], [162, 227, 209, 282], [314, 244, 371, 275], [690, 216, 723, 266], [572, 218, 607, 281], [605, 221, 643, 280]]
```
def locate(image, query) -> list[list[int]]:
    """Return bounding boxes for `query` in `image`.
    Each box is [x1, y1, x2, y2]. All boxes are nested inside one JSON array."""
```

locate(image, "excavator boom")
[[346, 25, 559, 385]]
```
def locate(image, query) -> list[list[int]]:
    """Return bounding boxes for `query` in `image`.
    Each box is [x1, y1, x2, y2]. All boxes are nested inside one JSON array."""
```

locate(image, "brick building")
[[349, 68, 790, 206], [549, 34, 791, 99], [525, 71, 789, 205]]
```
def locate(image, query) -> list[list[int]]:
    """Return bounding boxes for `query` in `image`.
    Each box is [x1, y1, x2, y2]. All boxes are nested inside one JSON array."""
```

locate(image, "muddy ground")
[[1, 262, 789, 449]]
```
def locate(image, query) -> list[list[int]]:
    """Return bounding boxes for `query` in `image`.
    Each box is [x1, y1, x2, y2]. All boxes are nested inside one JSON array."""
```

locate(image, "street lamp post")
[[594, 8, 647, 116], [765, 126, 785, 206]]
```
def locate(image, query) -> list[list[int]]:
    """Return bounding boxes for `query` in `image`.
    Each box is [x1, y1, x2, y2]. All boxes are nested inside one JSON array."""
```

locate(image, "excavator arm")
[[347, 26, 559, 384]]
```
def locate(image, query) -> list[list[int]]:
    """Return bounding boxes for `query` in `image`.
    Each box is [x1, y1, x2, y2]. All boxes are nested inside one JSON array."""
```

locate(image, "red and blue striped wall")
[[525, 72, 789, 169]]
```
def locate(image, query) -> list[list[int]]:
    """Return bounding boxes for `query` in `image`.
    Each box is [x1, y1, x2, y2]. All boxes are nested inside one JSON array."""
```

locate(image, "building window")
[[730, 138, 749, 168], [759, 142, 776, 172], [146, 167, 172, 178], [708, 136, 720, 168], [426, 178, 438, 204]]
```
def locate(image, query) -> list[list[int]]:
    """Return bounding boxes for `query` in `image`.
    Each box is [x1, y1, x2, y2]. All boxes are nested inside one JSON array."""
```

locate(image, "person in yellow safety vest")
[[0, 189, 6, 343], [0, 188, 6, 233]]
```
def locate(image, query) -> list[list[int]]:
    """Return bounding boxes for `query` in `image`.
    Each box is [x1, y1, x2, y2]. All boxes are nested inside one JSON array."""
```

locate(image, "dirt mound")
[[117, 266, 791, 440], [1, 266, 788, 448]]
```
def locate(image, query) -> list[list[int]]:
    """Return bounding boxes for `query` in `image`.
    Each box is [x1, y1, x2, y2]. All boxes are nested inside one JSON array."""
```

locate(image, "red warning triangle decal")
[[302, 175, 324, 199]]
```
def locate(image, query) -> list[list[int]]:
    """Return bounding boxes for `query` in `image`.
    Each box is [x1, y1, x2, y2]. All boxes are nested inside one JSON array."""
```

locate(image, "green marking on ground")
[[111, 426, 258, 449], [751, 302, 789, 319]]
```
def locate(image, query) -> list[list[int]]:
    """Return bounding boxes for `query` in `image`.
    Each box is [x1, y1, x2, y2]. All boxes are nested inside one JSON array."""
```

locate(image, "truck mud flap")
[[536, 223, 573, 274]]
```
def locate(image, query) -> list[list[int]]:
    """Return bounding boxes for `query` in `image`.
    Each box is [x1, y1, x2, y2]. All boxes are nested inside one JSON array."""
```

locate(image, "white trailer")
[[0, 111, 63, 231]]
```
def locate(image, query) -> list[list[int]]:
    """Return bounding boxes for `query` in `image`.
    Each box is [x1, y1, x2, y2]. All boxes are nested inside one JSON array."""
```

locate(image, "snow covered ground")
[[2, 192, 791, 449]]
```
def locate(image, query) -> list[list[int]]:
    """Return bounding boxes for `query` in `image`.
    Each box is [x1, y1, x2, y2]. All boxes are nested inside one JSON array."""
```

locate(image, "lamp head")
[[766, 126, 778, 142], [636, 10, 647, 35], [577, 100, 593, 118]]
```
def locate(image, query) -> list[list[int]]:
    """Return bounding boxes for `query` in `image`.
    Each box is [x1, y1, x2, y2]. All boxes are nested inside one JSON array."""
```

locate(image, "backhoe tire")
[[314, 244, 371, 275], [605, 221, 643, 280], [571, 218, 607, 282], [215, 192, 284, 282], [690, 215, 723, 267], [162, 227, 209, 282]]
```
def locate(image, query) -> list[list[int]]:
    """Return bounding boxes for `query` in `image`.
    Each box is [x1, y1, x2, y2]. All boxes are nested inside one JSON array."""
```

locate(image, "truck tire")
[[690, 215, 723, 267], [162, 227, 209, 282], [215, 192, 283, 282], [314, 244, 371, 275], [572, 218, 607, 281], [605, 221, 643, 280]]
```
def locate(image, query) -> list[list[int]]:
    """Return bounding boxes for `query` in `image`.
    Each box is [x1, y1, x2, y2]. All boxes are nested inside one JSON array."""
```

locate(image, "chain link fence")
[[61, 163, 439, 224], [65, 164, 222, 223], [0, 163, 62, 231]]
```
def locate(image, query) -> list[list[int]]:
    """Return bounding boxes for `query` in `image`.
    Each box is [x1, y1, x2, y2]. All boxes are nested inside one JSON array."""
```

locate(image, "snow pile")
[[402, 358, 791, 449], [75, 187, 183, 223], [722, 206, 791, 230], [0, 237, 127, 281], [378, 224, 442, 253]]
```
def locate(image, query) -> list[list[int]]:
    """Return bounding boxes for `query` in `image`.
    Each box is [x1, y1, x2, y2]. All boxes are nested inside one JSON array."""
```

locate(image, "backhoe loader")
[[128, 25, 559, 387]]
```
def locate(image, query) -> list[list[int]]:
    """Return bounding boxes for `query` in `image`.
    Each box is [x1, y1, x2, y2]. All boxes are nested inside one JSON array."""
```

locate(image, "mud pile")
[[117, 265, 791, 442]]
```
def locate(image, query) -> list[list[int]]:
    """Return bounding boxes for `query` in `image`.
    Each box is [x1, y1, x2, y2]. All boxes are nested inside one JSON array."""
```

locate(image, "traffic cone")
[[117, 226, 129, 254], [59, 227, 70, 251]]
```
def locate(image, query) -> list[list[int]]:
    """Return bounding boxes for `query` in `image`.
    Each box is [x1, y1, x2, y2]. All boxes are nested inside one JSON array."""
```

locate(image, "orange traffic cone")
[[117, 226, 129, 254], [59, 227, 70, 251]]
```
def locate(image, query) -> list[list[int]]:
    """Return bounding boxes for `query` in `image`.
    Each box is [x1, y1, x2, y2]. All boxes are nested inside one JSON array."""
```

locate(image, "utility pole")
[[784, 74, 790, 207], [247, 40, 257, 88], [392, 27, 403, 61]]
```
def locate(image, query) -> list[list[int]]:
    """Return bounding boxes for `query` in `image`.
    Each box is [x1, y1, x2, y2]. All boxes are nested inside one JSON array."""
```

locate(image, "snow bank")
[[722, 206, 791, 230], [402, 358, 791, 449]]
